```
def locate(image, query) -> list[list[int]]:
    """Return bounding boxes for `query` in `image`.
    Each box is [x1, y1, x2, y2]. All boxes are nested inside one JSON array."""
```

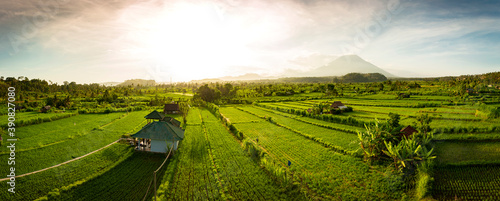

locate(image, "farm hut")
[[145, 110, 165, 123], [466, 88, 478, 95], [400, 125, 417, 138], [41, 105, 51, 113], [331, 101, 348, 110], [131, 121, 184, 153], [164, 103, 180, 114]]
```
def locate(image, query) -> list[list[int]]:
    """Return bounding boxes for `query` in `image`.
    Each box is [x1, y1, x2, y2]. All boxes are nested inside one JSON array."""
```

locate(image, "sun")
[[123, 2, 253, 82]]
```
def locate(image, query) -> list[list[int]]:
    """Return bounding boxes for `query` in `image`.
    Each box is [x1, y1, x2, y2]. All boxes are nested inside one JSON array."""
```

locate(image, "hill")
[[117, 79, 156, 86]]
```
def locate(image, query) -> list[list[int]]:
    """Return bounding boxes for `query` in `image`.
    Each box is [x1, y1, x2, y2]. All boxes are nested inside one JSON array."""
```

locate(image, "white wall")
[[151, 140, 179, 153]]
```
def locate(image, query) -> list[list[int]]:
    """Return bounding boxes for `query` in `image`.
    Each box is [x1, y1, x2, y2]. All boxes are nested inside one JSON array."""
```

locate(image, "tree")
[[388, 113, 400, 129], [194, 84, 219, 102], [378, 83, 384, 91], [178, 102, 190, 124], [311, 103, 328, 114], [325, 84, 338, 96], [416, 114, 432, 134]]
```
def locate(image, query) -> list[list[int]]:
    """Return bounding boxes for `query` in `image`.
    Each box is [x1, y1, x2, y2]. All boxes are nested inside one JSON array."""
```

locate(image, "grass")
[[219, 108, 404, 200], [0, 111, 77, 128], [0, 143, 134, 201], [49, 151, 168, 201], [0, 113, 125, 153], [434, 141, 500, 164], [0, 111, 149, 176], [236, 106, 360, 152], [433, 165, 500, 200], [163, 107, 299, 200]]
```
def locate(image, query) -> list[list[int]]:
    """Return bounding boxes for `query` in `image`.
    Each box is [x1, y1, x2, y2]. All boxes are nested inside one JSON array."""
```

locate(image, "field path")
[[0, 139, 121, 181]]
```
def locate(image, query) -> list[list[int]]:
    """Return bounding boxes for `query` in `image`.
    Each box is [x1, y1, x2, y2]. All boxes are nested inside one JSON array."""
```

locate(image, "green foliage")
[[387, 112, 400, 129], [416, 113, 433, 133], [415, 162, 433, 200], [357, 120, 392, 162], [383, 135, 435, 172], [342, 72, 387, 83]]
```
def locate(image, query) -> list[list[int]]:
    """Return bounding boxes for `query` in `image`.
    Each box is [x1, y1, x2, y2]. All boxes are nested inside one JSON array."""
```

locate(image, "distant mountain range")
[[194, 55, 395, 82]]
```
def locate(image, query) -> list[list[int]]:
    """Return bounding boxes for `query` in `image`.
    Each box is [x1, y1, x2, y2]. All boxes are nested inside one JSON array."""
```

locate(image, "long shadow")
[[51, 151, 170, 201]]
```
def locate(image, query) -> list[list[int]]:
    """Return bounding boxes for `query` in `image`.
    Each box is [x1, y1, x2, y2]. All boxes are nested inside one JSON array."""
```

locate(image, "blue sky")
[[0, 0, 499, 83]]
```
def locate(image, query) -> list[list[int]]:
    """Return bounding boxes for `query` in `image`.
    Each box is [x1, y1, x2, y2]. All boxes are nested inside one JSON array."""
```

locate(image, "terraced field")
[[0, 113, 125, 153], [0, 111, 77, 128], [434, 141, 500, 164], [218, 106, 404, 200], [260, 100, 500, 133], [0, 143, 134, 200], [50, 150, 168, 201], [0, 111, 148, 176], [161, 107, 299, 200], [231, 106, 360, 153], [433, 165, 500, 200], [250, 98, 500, 200]]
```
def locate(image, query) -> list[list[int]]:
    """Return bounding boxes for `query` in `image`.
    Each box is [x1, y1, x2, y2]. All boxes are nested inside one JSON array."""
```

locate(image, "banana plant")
[[384, 137, 436, 172], [357, 120, 390, 162]]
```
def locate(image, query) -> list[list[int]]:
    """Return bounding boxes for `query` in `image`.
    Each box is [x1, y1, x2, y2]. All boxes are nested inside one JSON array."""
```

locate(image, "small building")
[[41, 105, 51, 113], [164, 103, 180, 114], [400, 125, 417, 138], [145, 110, 165, 123], [466, 88, 478, 95], [131, 121, 184, 153], [331, 101, 348, 110]]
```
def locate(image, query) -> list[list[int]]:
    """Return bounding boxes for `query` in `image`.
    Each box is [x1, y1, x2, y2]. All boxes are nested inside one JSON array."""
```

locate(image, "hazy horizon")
[[1, 0, 499, 84]]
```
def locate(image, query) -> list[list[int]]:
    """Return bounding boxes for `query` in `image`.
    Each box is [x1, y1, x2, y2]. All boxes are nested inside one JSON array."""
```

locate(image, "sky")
[[0, 0, 499, 84]]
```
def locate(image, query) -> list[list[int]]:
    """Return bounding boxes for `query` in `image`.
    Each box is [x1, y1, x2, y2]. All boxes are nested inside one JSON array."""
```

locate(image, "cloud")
[[1, 0, 500, 82]]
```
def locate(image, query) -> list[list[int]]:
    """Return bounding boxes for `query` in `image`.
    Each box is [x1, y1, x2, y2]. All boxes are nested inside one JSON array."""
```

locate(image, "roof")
[[400, 125, 417, 137], [145, 110, 165, 119], [163, 117, 181, 127], [132, 121, 184, 141], [331, 101, 345, 108], [164, 104, 180, 111]]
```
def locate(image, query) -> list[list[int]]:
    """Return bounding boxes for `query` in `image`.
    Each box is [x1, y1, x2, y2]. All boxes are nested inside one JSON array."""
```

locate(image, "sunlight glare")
[[140, 2, 251, 81]]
